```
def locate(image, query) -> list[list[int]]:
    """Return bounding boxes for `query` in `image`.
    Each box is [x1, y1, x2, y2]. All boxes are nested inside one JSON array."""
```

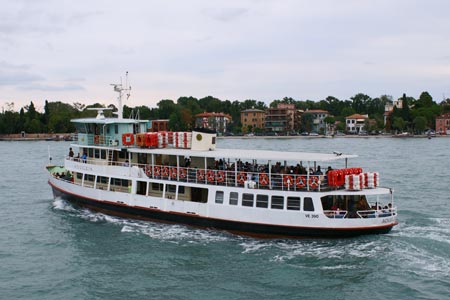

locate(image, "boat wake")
[[52, 198, 232, 243]]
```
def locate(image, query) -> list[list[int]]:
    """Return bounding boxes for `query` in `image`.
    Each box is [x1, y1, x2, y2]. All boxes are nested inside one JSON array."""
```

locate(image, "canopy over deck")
[[128, 147, 357, 162]]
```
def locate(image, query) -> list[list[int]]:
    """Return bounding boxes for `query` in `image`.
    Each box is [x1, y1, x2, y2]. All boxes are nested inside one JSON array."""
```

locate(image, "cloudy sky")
[[1, 0, 449, 111]]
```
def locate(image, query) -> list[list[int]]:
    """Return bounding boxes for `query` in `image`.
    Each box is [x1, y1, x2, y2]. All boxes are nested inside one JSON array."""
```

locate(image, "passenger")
[[123, 160, 130, 167], [314, 166, 323, 175], [327, 166, 333, 175], [75, 153, 80, 161], [81, 152, 87, 163], [68, 147, 74, 158]]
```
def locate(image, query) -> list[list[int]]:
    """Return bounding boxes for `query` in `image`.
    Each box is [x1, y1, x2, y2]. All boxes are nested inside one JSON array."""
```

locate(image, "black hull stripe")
[[49, 181, 395, 238]]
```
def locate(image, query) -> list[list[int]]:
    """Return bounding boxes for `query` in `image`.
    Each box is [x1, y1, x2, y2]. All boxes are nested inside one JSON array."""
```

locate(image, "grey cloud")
[[18, 83, 85, 91], [0, 61, 44, 86]]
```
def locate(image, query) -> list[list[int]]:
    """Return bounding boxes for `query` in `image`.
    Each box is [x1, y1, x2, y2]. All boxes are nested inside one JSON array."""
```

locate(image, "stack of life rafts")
[[132, 131, 192, 149], [327, 168, 379, 190]]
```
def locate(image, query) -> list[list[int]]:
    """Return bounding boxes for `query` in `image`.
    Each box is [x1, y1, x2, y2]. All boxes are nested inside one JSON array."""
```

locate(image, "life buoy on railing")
[[206, 170, 215, 183], [296, 175, 306, 189], [283, 175, 294, 187], [161, 166, 169, 177], [179, 167, 187, 179], [216, 171, 225, 183], [136, 134, 146, 147], [122, 133, 135, 146], [153, 166, 161, 177], [259, 173, 269, 186], [170, 167, 178, 179], [197, 169, 205, 181], [237, 172, 247, 185], [145, 165, 152, 177], [309, 175, 320, 190]]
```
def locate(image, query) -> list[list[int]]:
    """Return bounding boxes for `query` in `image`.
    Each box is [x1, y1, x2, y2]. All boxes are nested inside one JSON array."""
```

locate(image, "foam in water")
[[52, 198, 231, 244]]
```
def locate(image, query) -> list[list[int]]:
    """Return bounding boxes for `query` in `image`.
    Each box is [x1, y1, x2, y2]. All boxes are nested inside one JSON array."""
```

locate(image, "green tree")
[[416, 91, 434, 108], [392, 117, 406, 132], [300, 113, 314, 132], [413, 116, 427, 133], [351, 93, 371, 114]]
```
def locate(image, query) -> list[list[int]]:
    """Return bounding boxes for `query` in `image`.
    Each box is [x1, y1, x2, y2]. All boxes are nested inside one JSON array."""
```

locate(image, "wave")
[[52, 198, 231, 244]]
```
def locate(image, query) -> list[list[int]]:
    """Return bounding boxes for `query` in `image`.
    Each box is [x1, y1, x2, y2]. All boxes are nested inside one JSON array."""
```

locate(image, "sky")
[[1, 0, 450, 111]]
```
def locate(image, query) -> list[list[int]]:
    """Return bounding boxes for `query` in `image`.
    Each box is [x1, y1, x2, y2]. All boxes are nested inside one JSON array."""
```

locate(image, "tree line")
[[1, 92, 449, 134]]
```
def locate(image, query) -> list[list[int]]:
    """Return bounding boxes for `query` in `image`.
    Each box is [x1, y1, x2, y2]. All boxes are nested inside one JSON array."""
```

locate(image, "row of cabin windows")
[[78, 173, 130, 187], [84, 148, 129, 160], [215, 191, 314, 211], [77, 173, 186, 195], [76, 124, 119, 134]]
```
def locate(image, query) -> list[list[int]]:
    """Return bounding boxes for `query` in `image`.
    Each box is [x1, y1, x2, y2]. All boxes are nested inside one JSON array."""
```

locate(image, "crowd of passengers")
[[196, 158, 331, 176]]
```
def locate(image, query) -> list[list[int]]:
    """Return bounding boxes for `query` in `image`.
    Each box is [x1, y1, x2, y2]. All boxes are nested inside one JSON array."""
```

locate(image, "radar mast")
[[110, 72, 131, 120]]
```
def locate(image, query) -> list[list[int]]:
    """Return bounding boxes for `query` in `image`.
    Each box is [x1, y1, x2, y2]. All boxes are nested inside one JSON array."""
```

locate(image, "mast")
[[111, 72, 131, 120]]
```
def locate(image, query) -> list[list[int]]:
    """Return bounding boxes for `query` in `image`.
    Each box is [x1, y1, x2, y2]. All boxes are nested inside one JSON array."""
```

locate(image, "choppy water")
[[0, 137, 449, 300]]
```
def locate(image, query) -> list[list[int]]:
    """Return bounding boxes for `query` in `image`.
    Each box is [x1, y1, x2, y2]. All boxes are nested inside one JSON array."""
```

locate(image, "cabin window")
[[242, 193, 254, 207], [166, 184, 176, 193], [88, 148, 94, 158], [256, 194, 268, 208], [94, 148, 100, 158], [115, 125, 118, 134], [152, 183, 164, 191], [191, 187, 208, 203], [215, 191, 224, 204], [287, 197, 301, 210], [212, 137, 216, 144], [101, 150, 106, 159], [84, 174, 95, 182], [229, 192, 238, 205], [303, 197, 314, 211], [271, 196, 284, 210], [136, 181, 147, 195], [96, 176, 108, 190], [76, 173, 83, 180], [178, 186, 185, 194], [119, 149, 127, 159], [111, 178, 130, 187]]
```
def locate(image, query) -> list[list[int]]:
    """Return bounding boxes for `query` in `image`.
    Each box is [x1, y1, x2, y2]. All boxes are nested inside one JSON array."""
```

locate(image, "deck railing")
[[139, 163, 327, 192]]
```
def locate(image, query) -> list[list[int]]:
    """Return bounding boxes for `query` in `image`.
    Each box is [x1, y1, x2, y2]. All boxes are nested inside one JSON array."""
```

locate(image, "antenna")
[[110, 72, 131, 120]]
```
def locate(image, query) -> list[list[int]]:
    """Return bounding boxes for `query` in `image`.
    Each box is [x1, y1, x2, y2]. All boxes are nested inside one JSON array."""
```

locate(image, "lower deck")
[[48, 165, 397, 231]]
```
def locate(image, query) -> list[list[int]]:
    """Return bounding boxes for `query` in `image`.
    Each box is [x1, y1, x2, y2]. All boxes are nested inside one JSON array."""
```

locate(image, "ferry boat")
[[46, 81, 398, 238]]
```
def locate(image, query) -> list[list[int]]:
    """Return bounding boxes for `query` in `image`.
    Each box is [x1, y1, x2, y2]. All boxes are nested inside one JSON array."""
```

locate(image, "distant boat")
[[392, 132, 414, 138]]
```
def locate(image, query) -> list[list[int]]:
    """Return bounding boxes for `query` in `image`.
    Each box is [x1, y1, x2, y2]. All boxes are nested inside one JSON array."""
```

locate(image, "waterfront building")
[[240, 109, 266, 133], [194, 112, 232, 134], [346, 114, 369, 134], [436, 113, 450, 135], [305, 109, 330, 133], [265, 103, 297, 134], [150, 119, 169, 132]]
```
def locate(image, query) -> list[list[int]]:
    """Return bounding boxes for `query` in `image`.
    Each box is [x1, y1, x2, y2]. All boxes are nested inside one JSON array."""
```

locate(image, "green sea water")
[[0, 137, 449, 300]]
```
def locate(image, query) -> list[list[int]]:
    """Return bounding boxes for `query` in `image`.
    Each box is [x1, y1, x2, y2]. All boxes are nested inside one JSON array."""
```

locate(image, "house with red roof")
[[194, 112, 232, 134], [436, 113, 450, 135], [346, 114, 369, 134]]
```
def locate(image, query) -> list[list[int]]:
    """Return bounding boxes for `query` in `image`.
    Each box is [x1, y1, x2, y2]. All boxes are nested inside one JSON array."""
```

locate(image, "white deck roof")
[[71, 117, 148, 124], [128, 147, 357, 162]]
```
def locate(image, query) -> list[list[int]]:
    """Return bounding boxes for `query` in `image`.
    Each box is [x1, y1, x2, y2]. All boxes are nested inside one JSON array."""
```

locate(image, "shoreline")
[[218, 134, 447, 139], [0, 133, 446, 141]]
